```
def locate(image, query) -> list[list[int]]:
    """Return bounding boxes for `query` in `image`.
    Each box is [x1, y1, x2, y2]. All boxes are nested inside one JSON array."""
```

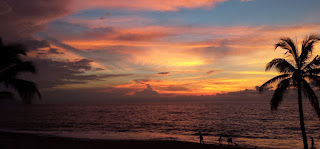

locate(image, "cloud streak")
[[22, 58, 132, 89], [72, 0, 228, 11]]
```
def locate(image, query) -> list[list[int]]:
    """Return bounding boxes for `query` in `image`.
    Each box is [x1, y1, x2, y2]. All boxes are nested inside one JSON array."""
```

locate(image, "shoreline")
[[0, 131, 254, 149]]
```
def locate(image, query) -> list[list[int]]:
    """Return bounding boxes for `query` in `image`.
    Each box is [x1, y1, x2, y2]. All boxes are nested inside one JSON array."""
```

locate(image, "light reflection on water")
[[0, 101, 319, 149]]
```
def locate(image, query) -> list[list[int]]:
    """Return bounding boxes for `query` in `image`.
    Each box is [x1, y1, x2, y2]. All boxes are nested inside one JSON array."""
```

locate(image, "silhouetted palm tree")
[[0, 37, 41, 104], [260, 35, 320, 149]]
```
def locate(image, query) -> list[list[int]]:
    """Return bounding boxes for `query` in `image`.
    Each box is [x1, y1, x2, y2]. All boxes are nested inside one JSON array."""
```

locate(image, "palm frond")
[[0, 43, 26, 69], [303, 55, 320, 71], [0, 61, 37, 80], [0, 37, 41, 104], [300, 35, 320, 65], [271, 78, 290, 111], [275, 37, 299, 66], [0, 91, 15, 100], [301, 79, 320, 118], [266, 58, 296, 73], [8, 79, 41, 104], [304, 75, 320, 88], [305, 68, 320, 75], [260, 74, 291, 93], [4, 43, 27, 56]]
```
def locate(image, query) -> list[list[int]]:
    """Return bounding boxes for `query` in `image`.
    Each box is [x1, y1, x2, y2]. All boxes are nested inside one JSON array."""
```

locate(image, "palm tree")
[[260, 35, 320, 149], [0, 37, 41, 104]]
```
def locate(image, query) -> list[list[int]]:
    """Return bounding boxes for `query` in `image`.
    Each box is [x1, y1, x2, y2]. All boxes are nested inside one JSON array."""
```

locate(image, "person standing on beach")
[[198, 131, 204, 144], [227, 138, 232, 145], [311, 137, 315, 149], [218, 136, 222, 144]]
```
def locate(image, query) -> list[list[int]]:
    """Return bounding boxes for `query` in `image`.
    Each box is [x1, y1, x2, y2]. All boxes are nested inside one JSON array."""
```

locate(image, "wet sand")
[[0, 131, 252, 149]]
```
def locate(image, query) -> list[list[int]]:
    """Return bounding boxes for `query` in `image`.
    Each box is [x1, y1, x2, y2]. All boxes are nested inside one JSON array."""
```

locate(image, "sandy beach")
[[0, 131, 253, 149]]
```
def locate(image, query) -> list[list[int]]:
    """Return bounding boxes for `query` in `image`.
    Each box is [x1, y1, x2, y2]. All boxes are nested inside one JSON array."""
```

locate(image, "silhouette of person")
[[227, 137, 232, 145], [311, 137, 315, 149], [218, 136, 222, 144], [198, 131, 204, 144]]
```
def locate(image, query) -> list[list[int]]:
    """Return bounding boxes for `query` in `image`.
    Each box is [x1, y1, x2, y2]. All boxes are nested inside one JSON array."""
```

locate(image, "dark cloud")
[[37, 35, 126, 66], [72, 59, 93, 70], [100, 74, 133, 78], [158, 86, 190, 91], [99, 17, 105, 20], [0, 0, 71, 41], [133, 84, 160, 97], [48, 48, 64, 54], [17, 39, 65, 55], [21, 58, 132, 89], [206, 70, 221, 75], [5, 38, 67, 56], [97, 12, 110, 20], [93, 68, 104, 71], [22, 58, 93, 88], [39, 35, 87, 56], [19, 39, 50, 51], [206, 70, 215, 75], [157, 72, 170, 75], [133, 79, 152, 84], [34, 36, 141, 73]]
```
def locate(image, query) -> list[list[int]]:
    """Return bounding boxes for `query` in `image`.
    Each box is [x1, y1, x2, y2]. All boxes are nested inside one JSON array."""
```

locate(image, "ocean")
[[1, 101, 319, 149]]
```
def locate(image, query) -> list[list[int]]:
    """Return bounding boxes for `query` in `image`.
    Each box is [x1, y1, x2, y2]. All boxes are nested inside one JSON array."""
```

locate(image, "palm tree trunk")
[[298, 80, 308, 149]]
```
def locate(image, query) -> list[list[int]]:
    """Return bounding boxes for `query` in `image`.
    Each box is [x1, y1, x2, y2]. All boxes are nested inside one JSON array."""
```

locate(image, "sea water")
[[1, 101, 319, 149]]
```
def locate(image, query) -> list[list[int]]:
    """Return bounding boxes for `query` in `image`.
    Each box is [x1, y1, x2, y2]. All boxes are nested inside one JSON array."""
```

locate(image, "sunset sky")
[[1, 0, 320, 102]]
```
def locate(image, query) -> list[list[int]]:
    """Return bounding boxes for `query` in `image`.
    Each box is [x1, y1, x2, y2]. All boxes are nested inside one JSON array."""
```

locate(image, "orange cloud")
[[43, 21, 320, 96], [129, 48, 206, 67], [59, 24, 320, 71], [72, 0, 228, 11]]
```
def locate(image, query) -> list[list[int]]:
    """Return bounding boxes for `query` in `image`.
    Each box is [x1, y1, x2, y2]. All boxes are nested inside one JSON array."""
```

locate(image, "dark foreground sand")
[[0, 132, 253, 149]]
